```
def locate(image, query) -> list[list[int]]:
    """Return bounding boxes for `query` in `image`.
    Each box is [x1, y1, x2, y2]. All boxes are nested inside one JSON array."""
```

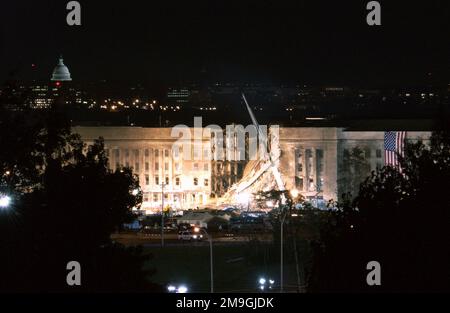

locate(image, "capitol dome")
[[51, 56, 72, 81]]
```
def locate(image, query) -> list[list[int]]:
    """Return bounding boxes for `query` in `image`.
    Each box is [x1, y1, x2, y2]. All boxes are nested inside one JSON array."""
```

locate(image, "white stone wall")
[[73, 127, 212, 212]]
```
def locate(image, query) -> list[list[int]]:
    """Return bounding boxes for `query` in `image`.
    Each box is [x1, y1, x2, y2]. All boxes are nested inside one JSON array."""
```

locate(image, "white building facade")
[[74, 126, 431, 211]]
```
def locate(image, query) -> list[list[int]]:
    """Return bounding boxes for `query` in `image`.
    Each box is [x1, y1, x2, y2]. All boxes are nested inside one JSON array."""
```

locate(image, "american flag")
[[384, 131, 407, 167]]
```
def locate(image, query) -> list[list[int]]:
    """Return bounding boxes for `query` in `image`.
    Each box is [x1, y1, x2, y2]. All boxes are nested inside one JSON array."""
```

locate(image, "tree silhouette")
[[309, 130, 450, 292], [0, 103, 161, 292]]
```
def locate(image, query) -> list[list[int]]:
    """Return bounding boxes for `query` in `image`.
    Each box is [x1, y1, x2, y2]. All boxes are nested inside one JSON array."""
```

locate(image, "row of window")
[[144, 175, 209, 187], [106, 147, 216, 161], [106, 148, 172, 158], [143, 193, 205, 203], [112, 162, 209, 172]]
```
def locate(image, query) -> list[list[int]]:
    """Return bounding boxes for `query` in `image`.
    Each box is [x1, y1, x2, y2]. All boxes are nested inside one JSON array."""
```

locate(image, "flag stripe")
[[384, 131, 407, 168]]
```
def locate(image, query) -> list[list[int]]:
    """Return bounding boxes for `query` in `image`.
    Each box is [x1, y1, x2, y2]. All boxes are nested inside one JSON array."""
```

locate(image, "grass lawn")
[[143, 242, 302, 293]]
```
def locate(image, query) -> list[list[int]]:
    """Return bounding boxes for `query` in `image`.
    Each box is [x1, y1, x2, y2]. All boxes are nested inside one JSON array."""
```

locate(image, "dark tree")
[[309, 131, 450, 292], [0, 104, 161, 292]]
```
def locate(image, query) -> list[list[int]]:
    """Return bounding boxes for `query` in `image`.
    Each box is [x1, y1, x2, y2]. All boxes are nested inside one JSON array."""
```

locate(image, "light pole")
[[194, 227, 213, 293], [161, 182, 166, 247], [280, 189, 298, 293], [280, 208, 287, 293]]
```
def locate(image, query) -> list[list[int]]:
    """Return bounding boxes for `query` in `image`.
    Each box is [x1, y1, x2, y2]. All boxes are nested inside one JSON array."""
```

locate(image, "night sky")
[[1, 0, 449, 87]]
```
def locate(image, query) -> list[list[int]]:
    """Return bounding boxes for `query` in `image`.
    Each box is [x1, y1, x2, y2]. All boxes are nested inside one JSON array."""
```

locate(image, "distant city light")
[[305, 117, 326, 121], [290, 189, 299, 198]]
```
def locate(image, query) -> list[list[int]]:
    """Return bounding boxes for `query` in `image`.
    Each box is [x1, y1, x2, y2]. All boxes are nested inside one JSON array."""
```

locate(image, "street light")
[[167, 284, 189, 293], [258, 277, 274, 291], [279, 197, 288, 293], [167, 285, 176, 292], [194, 227, 214, 293], [0, 195, 11, 209], [160, 182, 167, 247]]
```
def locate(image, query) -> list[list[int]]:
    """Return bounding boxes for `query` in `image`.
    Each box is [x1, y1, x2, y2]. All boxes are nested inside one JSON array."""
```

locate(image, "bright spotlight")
[[0, 195, 11, 209], [131, 189, 139, 196], [259, 278, 266, 285], [290, 189, 299, 198], [177, 285, 188, 293], [236, 192, 250, 205], [269, 280, 275, 285]]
